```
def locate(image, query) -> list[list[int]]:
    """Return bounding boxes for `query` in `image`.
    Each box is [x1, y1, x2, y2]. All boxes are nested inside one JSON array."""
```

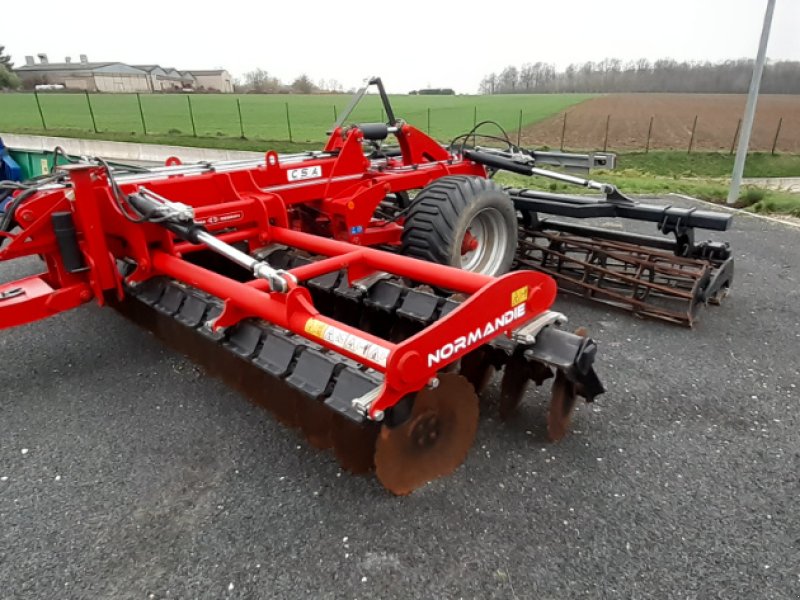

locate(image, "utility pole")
[[727, 0, 776, 204]]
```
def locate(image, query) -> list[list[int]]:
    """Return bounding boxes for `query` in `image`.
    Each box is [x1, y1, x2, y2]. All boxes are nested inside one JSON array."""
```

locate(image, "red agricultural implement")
[[0, 78, 733, 493]]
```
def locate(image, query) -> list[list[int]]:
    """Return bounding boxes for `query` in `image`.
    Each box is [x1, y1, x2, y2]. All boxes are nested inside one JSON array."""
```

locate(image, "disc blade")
[[548, 370, 578, 442], [500, 353, 553, 419], [296, 393, 334, 450], [499, 352, 530, 420], [459, 347, 496, 396], [375, 373, 479, 495], [331, 415, 378, 474]]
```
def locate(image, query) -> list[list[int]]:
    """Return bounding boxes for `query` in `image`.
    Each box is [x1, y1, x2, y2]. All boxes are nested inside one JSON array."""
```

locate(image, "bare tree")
[[242, 68, 282, 93], [478, 58, 800, 94]]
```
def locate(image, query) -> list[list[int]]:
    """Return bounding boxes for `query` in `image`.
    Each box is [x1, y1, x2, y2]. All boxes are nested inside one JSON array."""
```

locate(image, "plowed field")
[[519, 93, 800, 153]]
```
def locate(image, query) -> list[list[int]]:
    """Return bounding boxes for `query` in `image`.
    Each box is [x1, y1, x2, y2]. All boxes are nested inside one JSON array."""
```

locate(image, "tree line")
[[478, 59, 800, 94], [0, 45, 21, 89], [236, 69, 349, 94]]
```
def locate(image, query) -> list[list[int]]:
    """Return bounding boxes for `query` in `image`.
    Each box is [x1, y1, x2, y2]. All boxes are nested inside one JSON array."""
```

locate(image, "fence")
[[3, 92, 532, 145], [0, 92, 795, 154], [549, 112, 790, 155]]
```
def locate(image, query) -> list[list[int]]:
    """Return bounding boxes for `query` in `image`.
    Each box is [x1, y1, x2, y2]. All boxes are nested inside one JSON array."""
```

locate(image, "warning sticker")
[[511, 286, 528, 307], [304, 318, 390, 367]]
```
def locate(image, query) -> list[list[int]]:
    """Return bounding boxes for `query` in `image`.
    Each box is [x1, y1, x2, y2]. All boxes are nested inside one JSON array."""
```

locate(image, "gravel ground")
[[1, 199, 798, 599]]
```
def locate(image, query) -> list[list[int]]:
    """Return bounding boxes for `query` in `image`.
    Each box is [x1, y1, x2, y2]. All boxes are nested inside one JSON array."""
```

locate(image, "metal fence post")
[[645, 115, 654, 153], [33, 91, 47, 130], [285, 102, 293, 142], [85, 91, 99, 134], [473, 106, 477, 147], [236, 98, 245, 138], [517, 109, 523, 147], [136, 93, 148, 135], [730, 119, 741, 155], [333, 104, 338, 122], [186, 96, 197, 137], [427, 107, 431, 135], [602, 114, 611, 152], [687, 115, 698, 153], [771, 117, 783, 154], [560, 112, 567, 151]]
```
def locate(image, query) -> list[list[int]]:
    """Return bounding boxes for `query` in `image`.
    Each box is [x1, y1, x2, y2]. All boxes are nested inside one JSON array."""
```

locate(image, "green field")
[[0, 92, 592, 143]]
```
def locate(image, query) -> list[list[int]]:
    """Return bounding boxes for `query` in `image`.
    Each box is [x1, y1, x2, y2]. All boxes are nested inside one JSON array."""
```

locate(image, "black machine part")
[[454, 145, 735, 326], [462, 147, 733, 262]]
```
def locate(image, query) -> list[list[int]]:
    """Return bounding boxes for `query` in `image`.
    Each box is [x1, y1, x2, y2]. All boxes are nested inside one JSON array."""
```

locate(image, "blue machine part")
[[0, 137, 22, 213], [0, 138, 22, 182]]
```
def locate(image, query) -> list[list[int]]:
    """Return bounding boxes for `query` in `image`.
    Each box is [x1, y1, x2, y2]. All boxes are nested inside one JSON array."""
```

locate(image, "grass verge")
[[497, 166, 800, 217], [617, 151, 800, 179], [1, 127, 319, 154]]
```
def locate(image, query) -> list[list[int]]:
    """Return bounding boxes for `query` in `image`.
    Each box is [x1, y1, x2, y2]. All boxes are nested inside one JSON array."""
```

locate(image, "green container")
[[8, 148, 72, 180]]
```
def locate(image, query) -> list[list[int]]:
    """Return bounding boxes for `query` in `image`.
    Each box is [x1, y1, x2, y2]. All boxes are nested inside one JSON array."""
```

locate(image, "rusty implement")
[[459, 149, 735, 326], [515, 230, 734, 326]]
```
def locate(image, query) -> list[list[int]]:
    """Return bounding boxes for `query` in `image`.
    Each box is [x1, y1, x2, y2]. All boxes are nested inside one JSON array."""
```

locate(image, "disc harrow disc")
[[499, 352, 553, 419], [548, 370, 578, 442], [296, 393, 334, 450], [374, 373, 479, 495], [331, 415, 379, 474], [499, 352, 530, 420], [459, 347, 496, 396]]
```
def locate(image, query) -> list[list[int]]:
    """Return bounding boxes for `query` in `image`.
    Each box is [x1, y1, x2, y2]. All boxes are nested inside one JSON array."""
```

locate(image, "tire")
[[400, 176, 517, 277]]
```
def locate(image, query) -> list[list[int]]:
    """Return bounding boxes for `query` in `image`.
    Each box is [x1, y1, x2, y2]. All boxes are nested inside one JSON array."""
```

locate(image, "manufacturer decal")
[[427, 304, 526, 368], [288, 165, 323, 182]]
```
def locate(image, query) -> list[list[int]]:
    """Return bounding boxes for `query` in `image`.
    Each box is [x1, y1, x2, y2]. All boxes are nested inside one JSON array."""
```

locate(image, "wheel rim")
[[460, 207, 509, 275]]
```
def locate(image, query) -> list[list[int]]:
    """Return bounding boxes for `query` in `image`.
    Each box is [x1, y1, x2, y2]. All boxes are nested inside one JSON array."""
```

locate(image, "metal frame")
[[0, 156, 561, 420]]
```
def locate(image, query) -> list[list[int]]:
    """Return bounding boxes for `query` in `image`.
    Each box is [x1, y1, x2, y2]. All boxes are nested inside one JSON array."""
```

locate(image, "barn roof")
[[15, 62, 119, 72]]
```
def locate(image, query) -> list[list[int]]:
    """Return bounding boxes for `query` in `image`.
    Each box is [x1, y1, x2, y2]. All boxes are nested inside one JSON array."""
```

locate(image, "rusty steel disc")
[[374, 373, 479, 495], [331, 414, 379, 474], [547, 370, 578, 442], [499, 352, 553, 419], [499, 352, 530, 420], [296, 394, 334, 450], [459, 347, 496, 396]]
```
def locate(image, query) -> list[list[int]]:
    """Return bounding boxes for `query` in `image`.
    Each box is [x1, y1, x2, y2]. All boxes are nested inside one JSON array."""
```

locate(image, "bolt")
[[428, 377, 439, 389], [372, 410, 384, 421]]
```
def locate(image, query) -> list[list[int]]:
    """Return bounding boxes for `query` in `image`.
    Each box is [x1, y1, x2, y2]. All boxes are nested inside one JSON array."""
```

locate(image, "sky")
[[3, 0, 799, 93]]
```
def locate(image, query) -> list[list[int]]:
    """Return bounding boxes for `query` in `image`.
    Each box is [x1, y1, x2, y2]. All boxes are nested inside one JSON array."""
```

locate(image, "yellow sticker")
[[304, 318, 328, 338], [511, 286, 528, 307]]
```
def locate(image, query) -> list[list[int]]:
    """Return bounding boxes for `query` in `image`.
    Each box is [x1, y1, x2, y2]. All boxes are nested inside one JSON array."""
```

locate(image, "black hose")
[[449, 120, 514, 156], [0, 187, 39, 233]]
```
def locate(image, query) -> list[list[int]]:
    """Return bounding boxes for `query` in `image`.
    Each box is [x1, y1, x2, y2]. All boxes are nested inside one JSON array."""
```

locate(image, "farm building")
[[15, 55, 151, 92], [186, 70, 234, 93], [14, 55, 230, 93], [132, 65, 196, 92]]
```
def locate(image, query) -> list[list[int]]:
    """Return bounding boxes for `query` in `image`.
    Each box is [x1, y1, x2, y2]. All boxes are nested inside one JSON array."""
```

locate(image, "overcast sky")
[[3, 0, 799, 93]]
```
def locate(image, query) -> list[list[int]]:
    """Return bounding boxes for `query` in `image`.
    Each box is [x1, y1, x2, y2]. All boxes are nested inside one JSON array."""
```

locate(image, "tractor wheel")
[[400, 176, 517, 277]]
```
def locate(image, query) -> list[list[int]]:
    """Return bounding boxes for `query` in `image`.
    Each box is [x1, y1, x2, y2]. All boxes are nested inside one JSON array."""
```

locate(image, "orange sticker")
[[304, 318, 328, 338]]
